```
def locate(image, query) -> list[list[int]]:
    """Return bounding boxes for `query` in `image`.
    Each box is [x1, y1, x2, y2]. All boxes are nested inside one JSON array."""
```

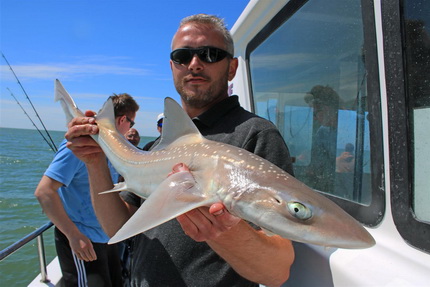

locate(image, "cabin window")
[[246, 0, 384, 226]]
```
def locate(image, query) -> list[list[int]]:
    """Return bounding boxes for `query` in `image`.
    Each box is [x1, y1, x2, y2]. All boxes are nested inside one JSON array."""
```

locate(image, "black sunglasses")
[[170, 46, 232, 65], [126, 116, 135, 128]]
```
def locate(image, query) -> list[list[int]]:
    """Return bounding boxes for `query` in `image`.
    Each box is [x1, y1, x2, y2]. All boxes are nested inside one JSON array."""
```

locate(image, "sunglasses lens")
[[171, 47, 230, 64], [203, 47, 225, 63], [170, 49, 192, 64], [126, 116, 135, 128]]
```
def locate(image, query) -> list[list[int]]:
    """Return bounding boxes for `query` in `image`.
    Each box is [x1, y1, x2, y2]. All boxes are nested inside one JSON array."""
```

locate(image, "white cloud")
[[1, 62, 150, 81]]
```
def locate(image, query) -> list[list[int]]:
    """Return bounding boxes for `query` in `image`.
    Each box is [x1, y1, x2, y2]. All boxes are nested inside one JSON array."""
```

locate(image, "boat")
[[1, 0, 429, 285], [229, 0, 429, 285]]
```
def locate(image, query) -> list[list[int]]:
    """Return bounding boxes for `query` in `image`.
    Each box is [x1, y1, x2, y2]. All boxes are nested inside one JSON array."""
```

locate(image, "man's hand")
[[169, 163, 241, 242], [177, 204, 242, 242], [68, 231, 97, 262], [65, 111, 104, 164], [172, 159, 293, 287]]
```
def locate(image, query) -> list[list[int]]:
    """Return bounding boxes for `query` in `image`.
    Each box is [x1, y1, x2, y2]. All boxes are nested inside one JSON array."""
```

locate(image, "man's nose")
[[188, 54, 204, 71]]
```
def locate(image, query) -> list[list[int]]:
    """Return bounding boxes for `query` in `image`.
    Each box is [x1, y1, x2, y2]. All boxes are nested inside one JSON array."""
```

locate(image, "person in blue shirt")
[[35, 93, 139, 287]]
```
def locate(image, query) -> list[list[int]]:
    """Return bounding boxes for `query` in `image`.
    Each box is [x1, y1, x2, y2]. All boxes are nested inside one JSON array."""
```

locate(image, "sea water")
[[0, 127, 155, 286]]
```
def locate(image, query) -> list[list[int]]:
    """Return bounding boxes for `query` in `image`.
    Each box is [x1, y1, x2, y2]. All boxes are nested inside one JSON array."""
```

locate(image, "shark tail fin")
[[54, 79, 85, 124], [151, 97, 204, 151]]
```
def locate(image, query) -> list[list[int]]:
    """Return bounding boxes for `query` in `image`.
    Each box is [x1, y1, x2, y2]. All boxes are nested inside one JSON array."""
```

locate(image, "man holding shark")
[[66, 14, 295, 286]]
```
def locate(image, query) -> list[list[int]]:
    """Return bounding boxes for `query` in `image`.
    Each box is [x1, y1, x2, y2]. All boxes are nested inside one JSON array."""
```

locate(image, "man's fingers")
[[209, 203, 225, 216], [88, 246, 97, 261], [67, 115, 96, 128], [84, 110, 97, 117], [81, 251, 90, 262], [64, 113, 98, 141], [75, 239, 97, 262], [177, 213, 200, 239], [66, 135, 97, 148], [177, 206, 238, 242], [209, 203, 241, 229], [75, 250, 90, 262], [177, 208, 220, 241], [168, 163, 190, 177], [65, 124, 98, 140]]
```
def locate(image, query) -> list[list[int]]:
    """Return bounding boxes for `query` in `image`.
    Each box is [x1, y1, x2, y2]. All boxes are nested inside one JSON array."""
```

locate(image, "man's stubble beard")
[[178, 86, 216, 109], [175, 71, 230, 109]]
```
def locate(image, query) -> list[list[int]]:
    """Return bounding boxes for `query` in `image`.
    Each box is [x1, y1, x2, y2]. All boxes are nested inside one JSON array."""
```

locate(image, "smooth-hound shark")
[[55, 79, 375, 249]]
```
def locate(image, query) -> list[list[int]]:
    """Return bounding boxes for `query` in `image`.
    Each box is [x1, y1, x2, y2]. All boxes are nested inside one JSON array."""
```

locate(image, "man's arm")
[[85, 155, 137, 237], [179, 127, 295, 286], [175, 174, 294, 287], [34, 176, 97, 262], [65, 113, 137, 237], [177, 205, 293, 287]]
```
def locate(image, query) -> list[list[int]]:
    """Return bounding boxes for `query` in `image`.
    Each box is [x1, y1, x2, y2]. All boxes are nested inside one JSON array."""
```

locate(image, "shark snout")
[[233, 183, 375, 249], [283, 192, 375, 248]]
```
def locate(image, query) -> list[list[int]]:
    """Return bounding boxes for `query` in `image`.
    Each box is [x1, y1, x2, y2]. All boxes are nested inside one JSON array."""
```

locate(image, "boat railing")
[[0, 221, 53, 283]]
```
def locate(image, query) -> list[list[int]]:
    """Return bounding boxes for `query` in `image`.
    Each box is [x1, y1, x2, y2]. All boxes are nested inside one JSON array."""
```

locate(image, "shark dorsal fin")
[[151, 97, 203, 151], [95, 98, 117, 132]]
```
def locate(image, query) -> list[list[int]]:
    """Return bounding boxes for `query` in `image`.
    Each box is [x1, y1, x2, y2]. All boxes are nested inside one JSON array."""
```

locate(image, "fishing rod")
[[2, 52, 58, 152], [7, 88, 57, 152]]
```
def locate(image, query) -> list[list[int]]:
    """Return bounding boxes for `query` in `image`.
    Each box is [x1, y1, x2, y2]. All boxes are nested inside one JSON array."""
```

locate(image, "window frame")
[[382, 0, 430, 254], [245, 0, 385, 227]]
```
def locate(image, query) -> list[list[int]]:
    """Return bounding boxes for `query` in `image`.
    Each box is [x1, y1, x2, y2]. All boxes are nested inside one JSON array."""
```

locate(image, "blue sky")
[[0, 0, 250, 136]]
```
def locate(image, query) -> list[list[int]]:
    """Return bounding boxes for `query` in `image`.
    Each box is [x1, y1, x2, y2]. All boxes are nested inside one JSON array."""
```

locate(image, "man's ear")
[[117, 115, 125, 126], [228, 58, 239, 81]]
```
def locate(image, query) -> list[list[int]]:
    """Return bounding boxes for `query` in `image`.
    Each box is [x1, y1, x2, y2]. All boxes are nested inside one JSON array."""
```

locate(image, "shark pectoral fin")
[[99, 182, 128, 195], [108, 171, 216, 244]]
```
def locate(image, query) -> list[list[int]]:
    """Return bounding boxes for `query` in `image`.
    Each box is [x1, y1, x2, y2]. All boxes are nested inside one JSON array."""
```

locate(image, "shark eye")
[[287, 202, 312, 220]]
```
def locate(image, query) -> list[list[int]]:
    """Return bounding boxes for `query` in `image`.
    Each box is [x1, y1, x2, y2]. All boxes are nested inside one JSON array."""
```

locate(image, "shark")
[[55, 79, 375, 249]]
